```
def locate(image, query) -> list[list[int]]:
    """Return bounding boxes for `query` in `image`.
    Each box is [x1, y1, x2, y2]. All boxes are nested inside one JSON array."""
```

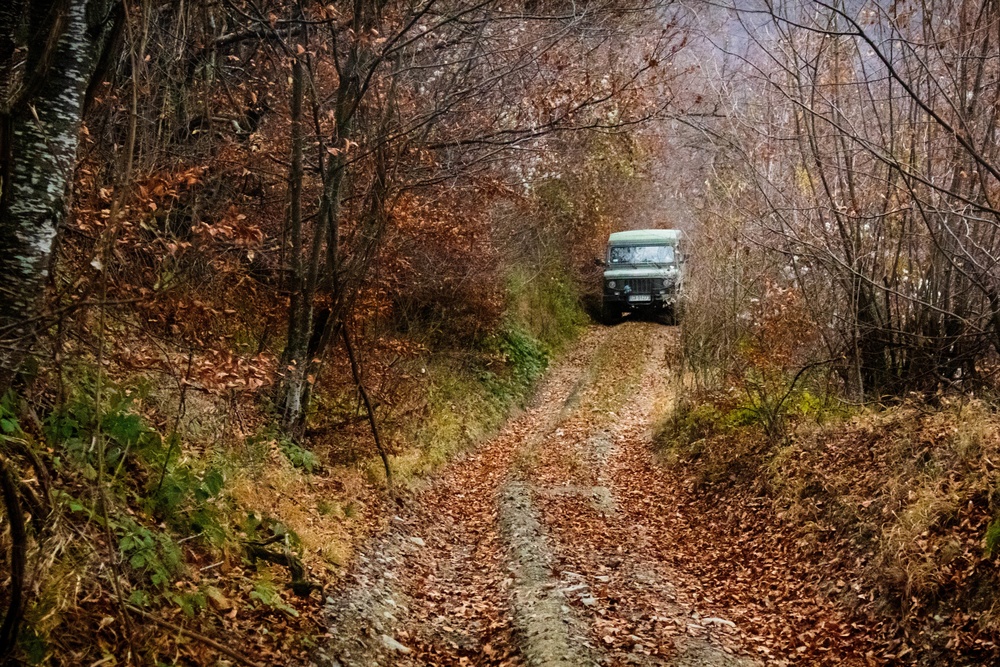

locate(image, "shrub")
[[280, 438, 319, 473]]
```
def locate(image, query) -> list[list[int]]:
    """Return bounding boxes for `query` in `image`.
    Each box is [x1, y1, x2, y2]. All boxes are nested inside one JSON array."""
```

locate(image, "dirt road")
[[313, 323, 770, 666]]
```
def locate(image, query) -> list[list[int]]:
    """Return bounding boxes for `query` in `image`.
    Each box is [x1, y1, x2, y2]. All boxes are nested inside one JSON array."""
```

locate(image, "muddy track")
[[315, 322, 759, 666]]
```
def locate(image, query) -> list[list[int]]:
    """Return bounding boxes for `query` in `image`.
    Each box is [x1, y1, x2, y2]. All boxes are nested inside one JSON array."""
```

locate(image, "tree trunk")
[[0, 0, 122, 391], [280, 54, 308, 427]]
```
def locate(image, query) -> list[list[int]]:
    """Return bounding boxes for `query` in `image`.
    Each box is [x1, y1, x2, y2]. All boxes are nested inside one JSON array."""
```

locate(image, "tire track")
[[528, 321, 759, 667], [317, 326, 610, 666]]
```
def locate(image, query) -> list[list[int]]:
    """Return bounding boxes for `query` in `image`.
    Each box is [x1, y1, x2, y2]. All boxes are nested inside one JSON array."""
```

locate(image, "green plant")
[[279, 438, 319, 473], [0, 391, 22, 435], [45, 378, 162, 478], [506, 326, 549, 380], [16, 625, 46, 665], [116, 516, 211, 616], [985, 516, 1000, 558], [495, 325, 549, 392], [250, 577, 298, 617], [116, 517, 184, 594], [150, 463, 228, 547]]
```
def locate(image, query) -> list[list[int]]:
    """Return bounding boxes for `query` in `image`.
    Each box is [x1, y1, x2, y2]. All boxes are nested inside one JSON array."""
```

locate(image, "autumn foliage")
[[0, 0, 694, 660]]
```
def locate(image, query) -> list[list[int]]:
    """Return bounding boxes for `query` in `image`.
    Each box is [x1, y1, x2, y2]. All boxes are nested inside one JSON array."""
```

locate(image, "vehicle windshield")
[[609, 244, 675, 265]]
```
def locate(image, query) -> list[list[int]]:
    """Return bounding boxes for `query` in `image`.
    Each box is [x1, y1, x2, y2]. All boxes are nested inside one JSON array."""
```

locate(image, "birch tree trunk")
[[0, 0, 121, 391]]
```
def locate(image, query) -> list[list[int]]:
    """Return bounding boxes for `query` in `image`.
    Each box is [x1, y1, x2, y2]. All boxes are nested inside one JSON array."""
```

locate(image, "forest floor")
[[312, 321, 873, 667]]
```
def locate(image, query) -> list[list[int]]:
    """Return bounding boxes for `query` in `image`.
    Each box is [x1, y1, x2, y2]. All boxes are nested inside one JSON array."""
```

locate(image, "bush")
[[669, 400, 730, 446], [655, 391, 790, 487]]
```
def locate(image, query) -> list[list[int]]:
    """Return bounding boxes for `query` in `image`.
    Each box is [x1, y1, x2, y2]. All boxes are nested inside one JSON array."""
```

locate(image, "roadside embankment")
[[656, 396, 1000, 665]]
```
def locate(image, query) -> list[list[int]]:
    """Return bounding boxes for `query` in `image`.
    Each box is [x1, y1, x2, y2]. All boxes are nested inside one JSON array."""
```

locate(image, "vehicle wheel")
[[600, 302, 621, 325]]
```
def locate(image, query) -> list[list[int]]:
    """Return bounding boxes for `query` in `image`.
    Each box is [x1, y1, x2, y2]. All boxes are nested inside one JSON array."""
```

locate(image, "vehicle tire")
[[600, 302, 621, 325]]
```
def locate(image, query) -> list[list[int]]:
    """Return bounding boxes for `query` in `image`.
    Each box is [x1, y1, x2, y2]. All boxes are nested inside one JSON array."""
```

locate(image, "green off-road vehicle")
[[600, 229, 684, 324]]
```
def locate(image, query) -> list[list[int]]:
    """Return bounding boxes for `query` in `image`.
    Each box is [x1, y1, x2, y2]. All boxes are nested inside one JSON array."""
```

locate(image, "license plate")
[[628, 294, 652, 302]]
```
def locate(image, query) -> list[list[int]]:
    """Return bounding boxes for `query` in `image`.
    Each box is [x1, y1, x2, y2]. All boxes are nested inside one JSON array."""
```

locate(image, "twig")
[[124, 605, 263, 667], [156, 350, 195, 494], [342, 324, 393, 492], [245, 542, 319, 596], [91, 239, 135, 645]]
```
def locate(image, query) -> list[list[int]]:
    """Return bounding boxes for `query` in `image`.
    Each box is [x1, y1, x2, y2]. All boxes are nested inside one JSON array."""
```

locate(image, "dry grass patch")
[[228, 451, 364, 572]]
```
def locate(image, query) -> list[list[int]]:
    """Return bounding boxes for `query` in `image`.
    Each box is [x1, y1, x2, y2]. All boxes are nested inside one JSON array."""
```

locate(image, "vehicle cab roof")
[[608, 229, 682, 245]]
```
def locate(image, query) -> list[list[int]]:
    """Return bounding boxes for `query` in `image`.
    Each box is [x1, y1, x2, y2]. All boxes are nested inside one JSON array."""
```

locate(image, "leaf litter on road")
[[318, 322, 882, 666]]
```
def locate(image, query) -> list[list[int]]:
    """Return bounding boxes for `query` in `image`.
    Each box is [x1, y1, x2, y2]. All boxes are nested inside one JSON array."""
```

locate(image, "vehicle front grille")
[[623, 278, 656, 293]]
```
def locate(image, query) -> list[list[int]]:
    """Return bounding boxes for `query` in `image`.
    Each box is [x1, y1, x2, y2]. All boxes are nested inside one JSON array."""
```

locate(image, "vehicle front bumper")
[[603, 290, 677, 310]]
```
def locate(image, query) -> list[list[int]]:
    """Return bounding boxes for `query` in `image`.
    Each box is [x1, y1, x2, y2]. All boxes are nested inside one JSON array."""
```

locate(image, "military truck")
[[600, 229, 684, 324]]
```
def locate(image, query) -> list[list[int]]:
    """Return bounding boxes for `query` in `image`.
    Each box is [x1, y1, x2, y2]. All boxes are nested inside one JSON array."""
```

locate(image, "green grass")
[[389, 331, 548, 483], [506, 265, 588, 354]]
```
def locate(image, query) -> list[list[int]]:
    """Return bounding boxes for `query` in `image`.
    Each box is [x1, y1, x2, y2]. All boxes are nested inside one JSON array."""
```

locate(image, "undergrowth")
[[2, 257, 590, 664], [1, 378, 318, 664], [389, 265, 586, 483], [506, 265, 587, 354]]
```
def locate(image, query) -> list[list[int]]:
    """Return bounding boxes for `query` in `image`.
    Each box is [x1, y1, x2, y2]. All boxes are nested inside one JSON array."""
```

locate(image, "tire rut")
[[527, 322, 759, 667], [499, 481, 599, 667], [317, 326, 610, 667]]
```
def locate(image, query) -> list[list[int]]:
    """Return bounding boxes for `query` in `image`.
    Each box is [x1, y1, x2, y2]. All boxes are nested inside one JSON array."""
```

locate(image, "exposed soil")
[[313, 322, 861, 666]]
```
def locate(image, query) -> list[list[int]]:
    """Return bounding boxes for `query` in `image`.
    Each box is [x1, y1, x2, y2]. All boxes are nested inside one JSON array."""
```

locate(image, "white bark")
[[0, 0, 119, 384]]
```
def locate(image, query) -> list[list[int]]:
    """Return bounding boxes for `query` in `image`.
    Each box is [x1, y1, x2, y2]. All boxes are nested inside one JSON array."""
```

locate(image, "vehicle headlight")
[[607, 280, 616, 289], [662, 277, 671, 287]]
